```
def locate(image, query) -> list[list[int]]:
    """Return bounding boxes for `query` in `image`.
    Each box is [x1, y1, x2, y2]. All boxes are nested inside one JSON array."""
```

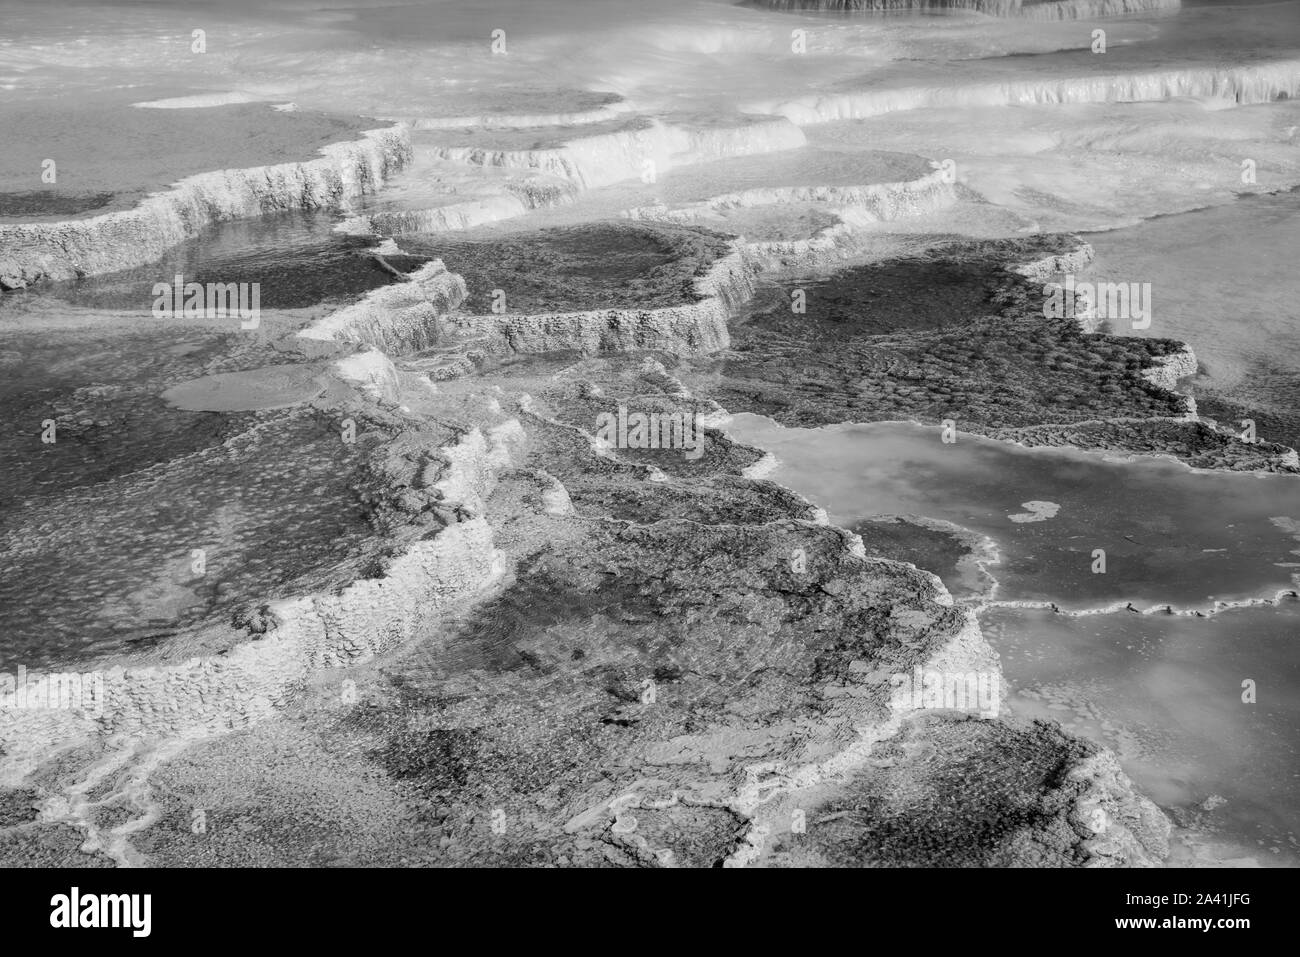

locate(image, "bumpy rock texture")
[[0, 215, 1188, 868], [0, 126, 411, 285], [748, 60, 1300, 124]]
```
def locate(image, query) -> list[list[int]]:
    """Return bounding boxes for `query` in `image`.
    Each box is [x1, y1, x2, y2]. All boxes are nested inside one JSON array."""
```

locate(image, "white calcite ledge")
[[0, 420, 527, 777], [298, 259, 468, 355], [443, 241, 758, 358], [426, 117, 806, 191], [753, 0, 1178, 15], [0, 125, 413, 285], [750, 60, 1300, 125]]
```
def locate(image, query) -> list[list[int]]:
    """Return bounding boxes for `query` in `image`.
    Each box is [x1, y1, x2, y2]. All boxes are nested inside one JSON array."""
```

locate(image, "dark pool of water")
[[35, 210, 423, 311]]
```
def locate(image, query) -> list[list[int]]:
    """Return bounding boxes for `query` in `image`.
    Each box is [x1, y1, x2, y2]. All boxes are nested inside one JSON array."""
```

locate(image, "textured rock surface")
[[298, 259, 468, 355], [0, 126, 411, 284], [424, 116, 805, 190], [749, 0, 1179, 16], [682, 234, 1292, 471], [442, 241, 756, 358], [4, 0, 1295, 872], [747, 61, 1300, 125], [626, 168, 958, 272], [760, 715, 1170, 867], [0, 215, 1185, 869]]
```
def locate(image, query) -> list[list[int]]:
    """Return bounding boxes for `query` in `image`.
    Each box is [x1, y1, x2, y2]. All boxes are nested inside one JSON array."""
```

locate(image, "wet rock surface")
[[762, 715, 1170, 868], [681, 235, 1286, 471], [403, 222, 733, 316]]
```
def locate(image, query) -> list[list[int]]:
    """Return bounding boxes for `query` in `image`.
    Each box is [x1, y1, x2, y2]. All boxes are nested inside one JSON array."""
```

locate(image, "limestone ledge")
[[626, 169, 955, 225], [1142, 343, 1198, 413], [737, 585, 1165, 866], [747, 60, 1300, 125], [0, 125, 413, 288], [441, 241, 758, 357], [338, 119, 807, 239], [297, 258, 468, 356], [0, 420, 526, 780], [1012, 241, 1096, 283], [336, 186, 576, 238], [750, 0, 1180, 19], [426, 117, 806, 191], [624, 169, 958, 270]]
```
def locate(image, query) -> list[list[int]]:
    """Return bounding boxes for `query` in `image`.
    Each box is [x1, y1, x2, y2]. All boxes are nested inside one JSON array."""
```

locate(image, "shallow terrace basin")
[[726, 415, 1300, 611]]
